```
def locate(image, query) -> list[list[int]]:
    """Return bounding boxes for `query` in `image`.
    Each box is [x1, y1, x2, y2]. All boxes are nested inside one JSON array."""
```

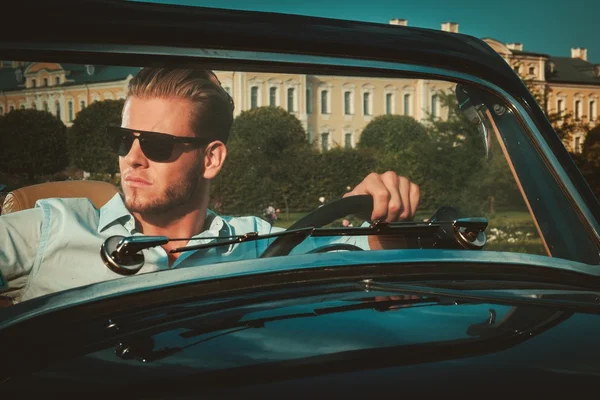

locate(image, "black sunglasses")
[[107, 126, 210, 162]]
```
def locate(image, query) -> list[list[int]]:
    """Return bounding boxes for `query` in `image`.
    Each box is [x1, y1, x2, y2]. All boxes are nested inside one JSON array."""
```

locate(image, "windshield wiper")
[[114, 294, 470, 363], [100, 218, 488, 276]]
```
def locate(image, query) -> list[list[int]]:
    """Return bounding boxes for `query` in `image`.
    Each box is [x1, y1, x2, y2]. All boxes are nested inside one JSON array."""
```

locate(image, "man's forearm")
[[368, 235, 410, 250]]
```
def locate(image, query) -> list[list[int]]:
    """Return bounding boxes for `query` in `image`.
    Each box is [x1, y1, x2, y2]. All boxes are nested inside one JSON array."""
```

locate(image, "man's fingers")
[[347, 172, 421, 222], [398, 175, 411, 220], [370, 180, 391, 222], [380, 171, 401, 222], [409, 182, 420, 219]]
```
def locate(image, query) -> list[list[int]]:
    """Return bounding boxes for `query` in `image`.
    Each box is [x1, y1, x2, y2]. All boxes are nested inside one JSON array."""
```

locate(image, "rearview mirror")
[[456, 84, 493, 160]]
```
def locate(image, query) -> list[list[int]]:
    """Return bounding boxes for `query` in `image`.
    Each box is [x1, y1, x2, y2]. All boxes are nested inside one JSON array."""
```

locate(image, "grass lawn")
[[275, 209, 535, 229], [273, 208, 546, 256]]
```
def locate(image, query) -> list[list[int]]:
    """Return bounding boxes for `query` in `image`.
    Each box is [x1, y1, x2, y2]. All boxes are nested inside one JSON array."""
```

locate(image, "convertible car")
[[1, 0, 600, 395]]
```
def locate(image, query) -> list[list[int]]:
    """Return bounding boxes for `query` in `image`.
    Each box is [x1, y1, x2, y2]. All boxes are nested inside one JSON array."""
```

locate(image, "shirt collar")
[[98, 193, 135, 233], [202, 208, 226, 234], [97, 193, 232, 238]]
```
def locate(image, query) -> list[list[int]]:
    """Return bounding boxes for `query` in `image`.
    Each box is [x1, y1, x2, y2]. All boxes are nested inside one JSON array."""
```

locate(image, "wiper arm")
[[171, 219, 454, 253], [100, 218, 488, 276]]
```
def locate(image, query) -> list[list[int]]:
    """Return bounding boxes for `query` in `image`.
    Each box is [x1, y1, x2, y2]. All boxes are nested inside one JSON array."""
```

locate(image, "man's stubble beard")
[[124, 163, 204, 216]]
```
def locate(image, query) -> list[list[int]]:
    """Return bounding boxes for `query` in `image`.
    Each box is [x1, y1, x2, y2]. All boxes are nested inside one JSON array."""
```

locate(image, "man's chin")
[[124, 194, 168, 215]]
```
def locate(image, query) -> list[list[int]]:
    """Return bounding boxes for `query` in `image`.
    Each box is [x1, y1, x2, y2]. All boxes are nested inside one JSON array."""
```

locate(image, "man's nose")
[[123, 137, 149, 167]]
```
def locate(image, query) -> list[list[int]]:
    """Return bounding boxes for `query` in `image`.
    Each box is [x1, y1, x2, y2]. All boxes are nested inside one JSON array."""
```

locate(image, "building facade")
[[483, 39, 600, 152], [214, 70, 452, 150], [0, 62, 139, 127], [2, 21, 598, 153]]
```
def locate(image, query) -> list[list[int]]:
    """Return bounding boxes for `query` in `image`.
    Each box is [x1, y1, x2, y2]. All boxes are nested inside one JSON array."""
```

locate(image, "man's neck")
[[133, 204, 208, 265]]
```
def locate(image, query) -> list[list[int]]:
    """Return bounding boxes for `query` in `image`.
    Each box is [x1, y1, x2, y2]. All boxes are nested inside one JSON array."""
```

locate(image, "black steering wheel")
[[260, 195, 374, 258]]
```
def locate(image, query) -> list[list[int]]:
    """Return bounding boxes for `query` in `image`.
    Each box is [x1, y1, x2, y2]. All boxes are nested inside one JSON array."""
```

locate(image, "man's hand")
[[345, 171, 420, 250]]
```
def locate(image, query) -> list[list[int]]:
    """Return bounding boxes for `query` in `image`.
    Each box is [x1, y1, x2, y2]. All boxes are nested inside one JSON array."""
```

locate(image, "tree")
[[576, 125, 600, 198], [211, 106, 314, 217], [425, 89, 521, 214], [358, 114, 449, 209], [68, 99, 124, 174], [513, 62, 596, 202], [358, 115, 429, 155], [357, 115, 434, 179], [513, 60, 587, 147], [583, 124, 600, 155], [0, 109, 68, 180], [313, 147, 377, 205]]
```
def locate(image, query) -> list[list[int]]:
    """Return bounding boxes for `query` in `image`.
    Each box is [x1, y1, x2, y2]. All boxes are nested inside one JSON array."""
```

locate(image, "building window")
[[55, 101, 61, 120], [386, 93, 393, 115], [306, 88, 312, 114], [250, 86, 259, 109], [589, 100, 597, 122], [287, 88, 295, 112], [43, 102, 48, 112], [557, 99, 564, 115], [80, 100, 86, 111], [528, 66, 535, 76], [31, 102, 36, 110], [31, 79, 36, 88], [55, 77, 60, 85], [403, 93, 411, 116], [363, 92, 371, 116], [344, 91, 352, 115], [345, 133, 353, 148], [307, 126, 313, 144], [575, 137, 582, 153], [269, 87, 277, 107], [321, 132, 329, 151], [9, 106, 14, 112], [68, 101, 73, 121], [43, 78, 48, 87], [575, 100, 582, 120], [321, 90, 329, 114], [431, 95, 438, 118]]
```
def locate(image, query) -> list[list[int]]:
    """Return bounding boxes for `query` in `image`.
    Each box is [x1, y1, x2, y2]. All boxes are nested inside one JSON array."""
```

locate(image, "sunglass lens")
[[140, 136, 174, 162], [107, 127, 175, 162], [108, 127, 133, 156]]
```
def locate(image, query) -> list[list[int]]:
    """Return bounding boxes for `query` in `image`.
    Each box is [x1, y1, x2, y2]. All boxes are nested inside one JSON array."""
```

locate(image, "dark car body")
[[1, 0, 600, 396]]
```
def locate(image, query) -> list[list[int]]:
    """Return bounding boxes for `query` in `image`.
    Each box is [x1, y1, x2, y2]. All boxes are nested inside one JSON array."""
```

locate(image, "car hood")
[[3, 278, 600, 395]]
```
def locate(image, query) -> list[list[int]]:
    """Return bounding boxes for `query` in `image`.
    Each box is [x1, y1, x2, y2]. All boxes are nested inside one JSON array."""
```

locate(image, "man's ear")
[[202, 141, 227, 180]]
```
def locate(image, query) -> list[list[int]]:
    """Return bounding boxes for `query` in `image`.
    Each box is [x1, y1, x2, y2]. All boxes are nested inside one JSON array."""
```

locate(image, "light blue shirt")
[[0, 193, 369, 303]]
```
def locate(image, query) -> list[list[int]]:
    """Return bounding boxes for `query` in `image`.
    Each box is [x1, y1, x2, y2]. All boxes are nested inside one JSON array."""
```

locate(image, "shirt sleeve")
[[275, 221, 371, 255], [291, 230, 371, 254], [0, 208, 44, 297]]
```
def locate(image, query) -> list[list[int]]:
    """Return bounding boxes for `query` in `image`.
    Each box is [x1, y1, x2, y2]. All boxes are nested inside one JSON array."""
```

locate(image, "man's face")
[[119, 96, 205, 215]]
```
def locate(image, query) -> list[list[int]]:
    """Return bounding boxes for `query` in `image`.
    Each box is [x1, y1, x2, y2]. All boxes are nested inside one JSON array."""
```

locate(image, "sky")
[[136, 0, 600, 63]]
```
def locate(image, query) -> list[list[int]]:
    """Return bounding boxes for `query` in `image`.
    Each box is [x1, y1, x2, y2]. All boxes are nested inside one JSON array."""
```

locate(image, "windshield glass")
[[0, 56, 596, 307]]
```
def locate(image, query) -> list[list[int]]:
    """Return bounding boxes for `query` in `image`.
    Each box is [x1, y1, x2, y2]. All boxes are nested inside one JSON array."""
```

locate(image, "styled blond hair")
[[127, 68, 235, 143]]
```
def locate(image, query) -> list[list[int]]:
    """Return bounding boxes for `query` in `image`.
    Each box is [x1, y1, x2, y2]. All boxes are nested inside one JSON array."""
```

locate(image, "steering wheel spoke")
[[260, 195, 374, 258]]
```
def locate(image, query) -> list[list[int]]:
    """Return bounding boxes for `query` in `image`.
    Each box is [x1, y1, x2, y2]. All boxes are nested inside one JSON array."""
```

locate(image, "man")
[[0, 68, 420, 304]]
